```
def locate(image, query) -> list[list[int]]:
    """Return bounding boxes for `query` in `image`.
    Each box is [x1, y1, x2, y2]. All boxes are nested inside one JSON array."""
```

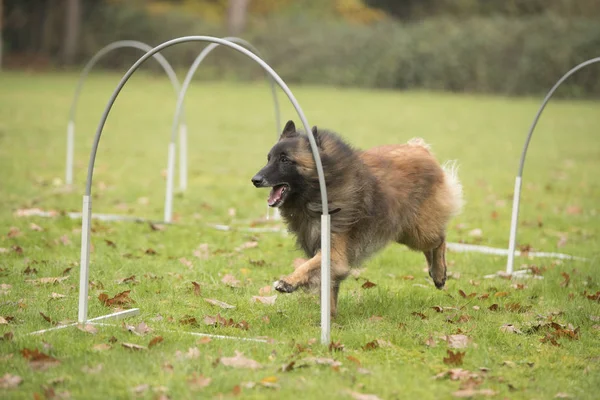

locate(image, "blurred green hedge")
[[80, 4, 600, 97]]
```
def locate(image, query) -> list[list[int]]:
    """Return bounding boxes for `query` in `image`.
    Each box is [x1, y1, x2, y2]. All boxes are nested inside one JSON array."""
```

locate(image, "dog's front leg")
[[273, 253, 322, 293]]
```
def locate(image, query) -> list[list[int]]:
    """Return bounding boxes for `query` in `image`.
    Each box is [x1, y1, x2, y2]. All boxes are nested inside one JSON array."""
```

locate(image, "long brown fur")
[[252, 121, 463, 316]]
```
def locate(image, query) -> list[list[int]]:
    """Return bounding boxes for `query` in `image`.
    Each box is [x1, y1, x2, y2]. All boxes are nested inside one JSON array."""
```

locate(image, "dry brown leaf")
[[50, 293, 66, 300], [362, 340, 379, 351], [447, 334, 470, 349], [40, 312, 55, 325], [121, 342, 147, 351], [258, 286, 272, 296], [115, 275, 137, 285], [175, 347, 200, 360], [443, 350, 465, 366], [500, 324, 522, 334], [251, 295, 277, 305], [220, 351, 262, 370], [149, 222, 166, 231], [425, 335, 437, 347], [235, 241, 258, 252], [0, 316, 9, 325], [345, 390, 383, 400], [148, 336, 164, 348], [98, 290, 134, 307], [7, 227, 21, 238], [205, 298, 235, 309], [188, 373, 212, 390], [193, 243, 210, 259], [179, 257, 193, 268], [222, 274, 241, 288], [23, 265, 38, 275], [29, 223, 43, 232], [77, 324, 98, 335], [21, 348, 61, 370], [361, 280, 377, 289], [92, 343, 111, 351], [0, 373, 23, 389], [26, 276, 69, 285]]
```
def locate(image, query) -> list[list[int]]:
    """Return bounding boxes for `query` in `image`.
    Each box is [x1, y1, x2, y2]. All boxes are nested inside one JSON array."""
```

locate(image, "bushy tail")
[[441, 160, 464, 216]]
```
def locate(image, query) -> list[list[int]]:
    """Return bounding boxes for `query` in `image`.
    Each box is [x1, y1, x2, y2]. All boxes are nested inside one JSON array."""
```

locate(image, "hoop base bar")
[[320, 214, 331, 344]]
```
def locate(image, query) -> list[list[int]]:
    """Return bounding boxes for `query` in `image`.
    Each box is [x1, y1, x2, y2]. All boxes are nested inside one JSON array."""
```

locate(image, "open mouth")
[[268, 184, 290, 207]]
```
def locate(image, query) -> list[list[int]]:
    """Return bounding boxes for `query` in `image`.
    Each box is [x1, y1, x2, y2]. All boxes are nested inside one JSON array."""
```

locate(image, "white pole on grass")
[[506, 57, 600, 274], [79, 36, 332, 344], [167, 36, 282, 214], [65, 40, 186, 185]]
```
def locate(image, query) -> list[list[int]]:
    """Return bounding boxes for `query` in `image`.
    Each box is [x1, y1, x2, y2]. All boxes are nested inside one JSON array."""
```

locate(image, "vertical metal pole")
[[320, 214, 331, 344], [179, 124, 188, 191], [66, 121, 75, 185], [506, 177, 522, 274], [78, 195, 92, 323], [164, 142, 176, 223]]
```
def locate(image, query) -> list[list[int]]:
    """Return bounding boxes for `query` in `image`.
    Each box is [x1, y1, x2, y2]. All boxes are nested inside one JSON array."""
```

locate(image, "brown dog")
[[252, 120, 463, 316]]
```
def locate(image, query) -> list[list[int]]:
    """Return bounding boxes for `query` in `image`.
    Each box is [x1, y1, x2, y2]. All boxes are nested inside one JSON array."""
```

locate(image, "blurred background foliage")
[[1, 0, 599, 96]]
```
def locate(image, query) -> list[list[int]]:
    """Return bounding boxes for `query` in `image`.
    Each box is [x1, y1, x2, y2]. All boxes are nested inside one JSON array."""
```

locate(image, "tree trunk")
[[62, 0, 80, 65], [226, 0, 251, 36]]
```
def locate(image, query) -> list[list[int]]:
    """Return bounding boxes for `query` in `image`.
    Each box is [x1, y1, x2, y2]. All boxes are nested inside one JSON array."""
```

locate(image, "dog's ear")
[[279, 120, 297, 140], [310, 126, 322, 148]]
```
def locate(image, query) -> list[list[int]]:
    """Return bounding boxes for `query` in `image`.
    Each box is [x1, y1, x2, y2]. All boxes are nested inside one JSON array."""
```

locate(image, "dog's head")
[[251, 120, 320, 208]]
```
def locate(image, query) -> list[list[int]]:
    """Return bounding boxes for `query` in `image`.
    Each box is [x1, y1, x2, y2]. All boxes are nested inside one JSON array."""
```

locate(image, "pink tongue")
[[268, 186, 285, 206]]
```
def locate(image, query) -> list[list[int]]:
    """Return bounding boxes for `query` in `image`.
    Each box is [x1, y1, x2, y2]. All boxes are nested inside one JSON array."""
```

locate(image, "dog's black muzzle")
[[251, 174, 268, 188]]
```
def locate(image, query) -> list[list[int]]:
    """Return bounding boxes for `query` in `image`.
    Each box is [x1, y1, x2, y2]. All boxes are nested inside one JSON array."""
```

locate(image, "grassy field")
[[0, 71, 599, 400]]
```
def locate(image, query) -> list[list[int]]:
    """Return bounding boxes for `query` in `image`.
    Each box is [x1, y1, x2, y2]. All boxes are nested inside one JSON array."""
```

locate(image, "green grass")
[[0, 71, 599, 399]]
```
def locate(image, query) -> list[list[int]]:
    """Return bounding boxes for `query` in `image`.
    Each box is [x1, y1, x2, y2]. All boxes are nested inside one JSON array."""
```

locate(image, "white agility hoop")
[[173, 36, 281, 193], [65, 40, 185, 186], [78, 36, 332, 344], [506, 57, 600, 274]]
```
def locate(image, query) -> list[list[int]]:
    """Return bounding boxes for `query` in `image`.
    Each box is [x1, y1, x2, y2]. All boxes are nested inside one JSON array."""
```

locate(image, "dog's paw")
[[273, 280, 296, 293]]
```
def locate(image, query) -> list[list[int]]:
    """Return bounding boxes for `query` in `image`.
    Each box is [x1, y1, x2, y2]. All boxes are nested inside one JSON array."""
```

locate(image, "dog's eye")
[[280, 154, 291, 163]]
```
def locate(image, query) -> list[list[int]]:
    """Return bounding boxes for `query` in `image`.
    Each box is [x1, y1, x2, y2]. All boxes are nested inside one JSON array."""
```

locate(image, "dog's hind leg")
[[427, 238, 447, 289]]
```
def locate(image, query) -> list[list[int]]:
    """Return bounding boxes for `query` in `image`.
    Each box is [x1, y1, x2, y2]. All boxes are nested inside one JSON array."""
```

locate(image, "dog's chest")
[[282, 211, 321, 257]]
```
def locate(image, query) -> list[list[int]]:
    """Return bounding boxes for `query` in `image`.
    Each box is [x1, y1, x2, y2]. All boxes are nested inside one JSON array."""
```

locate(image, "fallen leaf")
[[149, 222, 166, 231], [198, 337, 212, 344], [251, 295, 277, 305], [26, 276, 69, 285], [494, 292, 509, 298], [368, 315, 384, 322], [249, 259, 266, 267], [425, 335, 437, 347], [329, 341, 344, 352], [362, 340, 379, 351], [131, 383, 150, 395], [179, 257, 193, 268], [40, 312, 56, 325], [193, 243, 210, 259], [500, 324, 522, 334], [98, 290, 134, 307], [432, 306, 444, 313], [446, 334, 470, 349], [23, 266, 38, 275], [59, 235, 71, 245], [179, 316, 198, 326], [361, 280, 377, 289], [443, 350, 465, 366], [92, 343, 111, 351], [345, 390, 382, 400], [488, 304, 499, 311], [121, 343, 147, 351], [191, 281, 201, 297], [468, 228, 483, 238], [0, 373, 23, 389], [560, 272, 570, 287], [21, 348, 61, 370], [1, 332, 13, 341], [188, 373, 212, 390], [145, 248, 157, 255], [346, 356, 361, 366], [220, 351, 262, 369], [50, 293, 66, 300], [115, 275, 137, 285], [148, 336, 164, 348], [77, 324, 98, 335], [11, 245, 23, 255], [258, 286, 272, 296], [411, 312, 427, 320], [222, 274, 241, 288], [7, 227, 21, 238], [205, 298, 235, 309], [235, 241, 258, 252]]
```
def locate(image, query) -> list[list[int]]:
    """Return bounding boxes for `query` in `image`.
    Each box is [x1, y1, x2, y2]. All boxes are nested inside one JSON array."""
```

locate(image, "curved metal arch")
[[65, 40, 186, 185], [78, 36, 332, 344], [167, 36, 281, 214], [506, 57, 600, 274], [173, 36, 281, 192]]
